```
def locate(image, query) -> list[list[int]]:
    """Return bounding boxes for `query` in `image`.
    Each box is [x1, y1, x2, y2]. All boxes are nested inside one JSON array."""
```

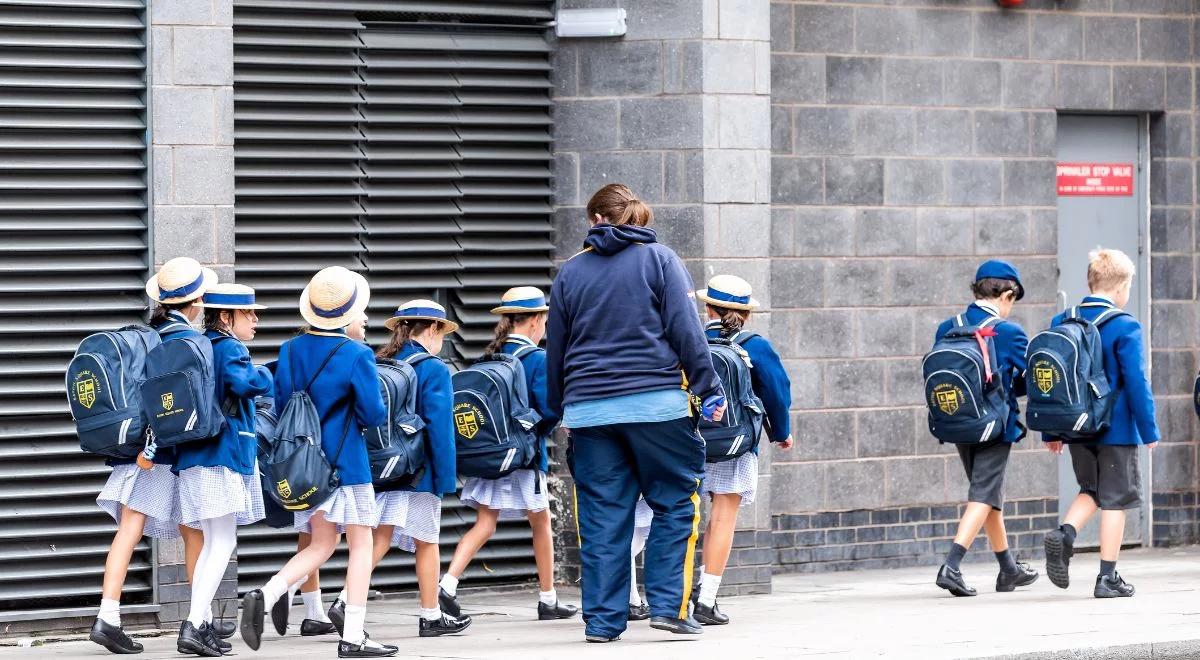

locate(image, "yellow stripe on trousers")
[[678, 479, 702, 619], [572, 484, 582, 546]]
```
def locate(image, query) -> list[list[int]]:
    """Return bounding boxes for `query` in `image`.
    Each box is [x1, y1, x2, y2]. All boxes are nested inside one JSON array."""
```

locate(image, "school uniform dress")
[[375, 341, 457, 551], [460, 335, 558, 520], [1046, 296, 1160, 510], [272, 330, 387, 533], [547, 223, 724, 638], [174, 330, 273, 527], [96, 312, 193, 540], [934, 301, 1029, 511], [700, 322, 793, 505]]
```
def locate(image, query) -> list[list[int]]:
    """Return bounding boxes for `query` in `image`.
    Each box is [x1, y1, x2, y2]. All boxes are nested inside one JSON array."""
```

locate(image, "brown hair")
[[149, 301, 192, 326], [708, 305, 750, 339], [377, 319, 439, 359], [586, 183, 653, 227], [970, 278, 1020, 301], [203, 308, 236, 334], [482, 312, 543, 359]]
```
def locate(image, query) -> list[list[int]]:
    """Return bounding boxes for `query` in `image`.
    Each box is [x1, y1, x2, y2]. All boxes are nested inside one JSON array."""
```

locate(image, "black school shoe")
[[1044, 528, 1074, 589], [239, 589, 266, 651], [996, 562, 1039, 592], [935, 565, 977, 597], [270, 592, 289, 636], [1094, 572, 1135, 598], [328, 598, 346, 636], [438, 587, 462, 618], [649, 615, 703, 635], [693, 602, 729, 626], [537, 599, 579, 620], [177, 621, 223, 657], [628, 603, 650, 621], [211, 620, 236, 639], [201, 623, 231, 653], [338, 639, 398, 658], [89, 618, 143, 655], [419, 613, 472, 637], [301, 619, 338, 636]]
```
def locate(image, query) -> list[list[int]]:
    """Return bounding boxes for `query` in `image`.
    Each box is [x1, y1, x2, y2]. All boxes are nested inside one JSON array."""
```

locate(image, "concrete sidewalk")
[[10, 547, 1200, 659]]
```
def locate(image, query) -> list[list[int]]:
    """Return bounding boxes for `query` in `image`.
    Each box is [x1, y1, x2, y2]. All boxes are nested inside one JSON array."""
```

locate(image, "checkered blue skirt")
[[634, 497, 653, 531], [376, 491, 441, 553], [701, 451, 757, 505], [294, 484, 379, 534], [97, 463, 181, 540], [178, 465, 266, 527], [461, 469, 549, 521]]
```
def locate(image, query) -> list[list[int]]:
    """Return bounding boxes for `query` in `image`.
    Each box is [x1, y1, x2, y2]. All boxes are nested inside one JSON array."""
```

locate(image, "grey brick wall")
[[770, 0, 1200, 560]]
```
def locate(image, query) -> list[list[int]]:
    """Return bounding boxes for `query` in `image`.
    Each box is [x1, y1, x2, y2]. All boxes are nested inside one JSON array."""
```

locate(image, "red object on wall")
[[1056, 162, 1135, 196], [997, 0, 1024, 6]]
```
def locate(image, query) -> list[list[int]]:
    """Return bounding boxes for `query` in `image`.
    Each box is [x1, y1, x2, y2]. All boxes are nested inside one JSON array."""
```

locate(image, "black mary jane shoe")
[[328, 598, 346, 637], [1094, 572, 1135, 598], [537, 599, 580, 620], [200, 623, 231, 653], [211, 620, 236, 639], [935, 565, 977, 597], [438, 587, 462, 618], [649, 615, 703, 635], [239, 589, 266, 651], [270, 592, 290, 636], [628, 602, 650, 621], [89, 618, 143, 655], [693, 602, 729, 625], [338, 639, 399, 658], [301, 619, 339, 636], [418, 613, 472, 637], [177, 621, 223, 657], [996, 562, 1039, 592]]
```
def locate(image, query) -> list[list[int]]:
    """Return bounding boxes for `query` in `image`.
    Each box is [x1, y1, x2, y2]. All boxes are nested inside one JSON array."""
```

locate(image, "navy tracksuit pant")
[[567, 416, 705, 638]]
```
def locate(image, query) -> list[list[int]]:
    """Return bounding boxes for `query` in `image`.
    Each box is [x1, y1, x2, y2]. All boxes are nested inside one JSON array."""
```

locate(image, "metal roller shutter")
[[0, 0, 149, 620], [233, 1, 553, 595]]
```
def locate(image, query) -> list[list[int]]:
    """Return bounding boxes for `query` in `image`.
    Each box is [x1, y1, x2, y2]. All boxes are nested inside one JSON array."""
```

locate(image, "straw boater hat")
[[197, 283, 267, 310], [146, 257, 218, 305], [490, 286, 549, 315], [384, 299, 460, 334], [695, 274, 760, 312], [299, 266, 371, 331]]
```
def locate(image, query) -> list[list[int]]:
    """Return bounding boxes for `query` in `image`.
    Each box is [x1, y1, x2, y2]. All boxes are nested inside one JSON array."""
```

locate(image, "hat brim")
[[146, 267, 217, 305], [196, 302, 268, 310], [383, 315, 460, 334], [490, 305, 549, 315], [695, 290, 760, 312], [299, 271, 371, 330]]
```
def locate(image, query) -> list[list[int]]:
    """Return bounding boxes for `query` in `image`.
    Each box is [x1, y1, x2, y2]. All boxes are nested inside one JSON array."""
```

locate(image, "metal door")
[[1054, 114, 1151, 547]]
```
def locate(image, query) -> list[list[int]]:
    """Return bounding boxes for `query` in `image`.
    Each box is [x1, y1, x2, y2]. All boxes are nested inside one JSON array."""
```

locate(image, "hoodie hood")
[[583, 224, 658, 256]]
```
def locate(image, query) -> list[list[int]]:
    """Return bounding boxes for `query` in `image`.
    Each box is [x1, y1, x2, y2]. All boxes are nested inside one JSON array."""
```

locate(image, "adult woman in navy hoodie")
[[546, 183, 726, 643]]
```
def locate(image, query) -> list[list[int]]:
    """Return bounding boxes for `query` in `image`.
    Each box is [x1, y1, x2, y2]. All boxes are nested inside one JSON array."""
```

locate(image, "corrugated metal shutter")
[[0, 0, 149, 618], [233, 1, 553, 595]]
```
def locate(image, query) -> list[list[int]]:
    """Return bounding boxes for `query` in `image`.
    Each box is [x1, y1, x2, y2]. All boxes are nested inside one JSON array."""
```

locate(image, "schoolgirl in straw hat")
[[91, 257, 217, 655], [439, 287, 578, 622], [692, 274, 793, 627], [240, 267, 393, 657], [365, 299, 471, 637], [174, 283, 273, 655]]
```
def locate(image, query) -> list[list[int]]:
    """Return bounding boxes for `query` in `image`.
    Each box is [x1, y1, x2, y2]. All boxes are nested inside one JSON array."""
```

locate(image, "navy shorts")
[[1070, 443, 1141, 510], [956, 440, 1011, 511]]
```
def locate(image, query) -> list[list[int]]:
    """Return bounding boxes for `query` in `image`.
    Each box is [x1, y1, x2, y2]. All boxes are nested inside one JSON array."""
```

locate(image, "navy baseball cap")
[[975, 259, 1025, 300]]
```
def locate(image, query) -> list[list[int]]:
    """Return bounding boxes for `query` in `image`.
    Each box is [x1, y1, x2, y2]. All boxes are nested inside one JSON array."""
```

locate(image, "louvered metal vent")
[[233, 0, 553, 595], [0, 0, 149, 619]]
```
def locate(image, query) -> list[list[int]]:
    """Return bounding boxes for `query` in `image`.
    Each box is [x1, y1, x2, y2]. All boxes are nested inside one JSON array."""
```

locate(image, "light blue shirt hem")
[[563, 389, 690, 428]]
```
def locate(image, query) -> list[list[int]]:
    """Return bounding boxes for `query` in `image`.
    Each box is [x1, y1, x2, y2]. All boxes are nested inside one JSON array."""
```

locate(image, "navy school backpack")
[[451, 349, 541, 479], [139, 322, 226, 448], [699, 333, 765, 462], [922, 315, 1009, 444], [262, 340, 351, 511], [364, 353, 433, 488], [1025, 306, 1128, 440], [66, 325, 161, 459]]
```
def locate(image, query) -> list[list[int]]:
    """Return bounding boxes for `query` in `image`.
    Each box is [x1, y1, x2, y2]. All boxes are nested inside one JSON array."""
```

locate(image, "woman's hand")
[[1046, 440, 1063, 455]]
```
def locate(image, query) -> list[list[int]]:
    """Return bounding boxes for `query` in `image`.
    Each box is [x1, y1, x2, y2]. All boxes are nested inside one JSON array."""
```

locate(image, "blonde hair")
[[1087, 248, 1135, 292]]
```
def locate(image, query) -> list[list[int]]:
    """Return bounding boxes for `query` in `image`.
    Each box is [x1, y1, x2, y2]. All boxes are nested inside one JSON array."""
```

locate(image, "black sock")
[[995, 549, 1018, 574], [946, 543, 968, 571], [1061, 524, 1077, 545], [1100, 559, 1116, 578]]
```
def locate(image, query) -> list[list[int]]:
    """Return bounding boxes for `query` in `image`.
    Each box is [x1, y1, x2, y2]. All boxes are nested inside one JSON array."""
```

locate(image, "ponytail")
[[586, 183, 653, 227], [377, 319, 437, 359], [708, 305, 749, 339], [481, 312, 541, 359], [149, 301, 191, 326]]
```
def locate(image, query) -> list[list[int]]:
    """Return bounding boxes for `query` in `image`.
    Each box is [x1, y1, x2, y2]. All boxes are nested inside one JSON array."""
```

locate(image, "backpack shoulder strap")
[[731, 331, 760, 347], [404, 352, 435, 368], [301, 339, 351, 392], [158, 322, 190, 336], [978, 316, 1000, 329], [1094, 309, 1130, 326], [953, 314, 965, 327]]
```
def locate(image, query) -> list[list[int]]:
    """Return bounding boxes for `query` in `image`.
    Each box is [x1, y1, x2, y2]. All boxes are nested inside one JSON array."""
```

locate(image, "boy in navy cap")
[[1042, 249, 1159, 598], [933, 260, 1039, 596]]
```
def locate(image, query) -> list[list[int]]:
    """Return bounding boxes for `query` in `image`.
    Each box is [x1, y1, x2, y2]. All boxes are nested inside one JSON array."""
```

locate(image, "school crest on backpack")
[[454, 403, 482, 439], [932, 383, 963, 416]]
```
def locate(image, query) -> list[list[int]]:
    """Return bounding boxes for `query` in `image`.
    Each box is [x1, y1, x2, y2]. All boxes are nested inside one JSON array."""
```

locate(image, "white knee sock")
[[439, 573, 459, 597], [336, 588, 348, 604], [261, 575, 289, 609], [629, 559, 642, 606], [539, 589, 557, 606], [697, 572, 721, 608], [187, 515, 238, 627], [341, 604, 366, 645], [302, 590, 330, 623], [99, 599, 121, 627], [419, 606, 442, 622]]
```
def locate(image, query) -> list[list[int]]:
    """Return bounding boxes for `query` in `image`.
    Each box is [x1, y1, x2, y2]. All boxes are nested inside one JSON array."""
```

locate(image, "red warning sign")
[[1056, 162, 1134, 196]]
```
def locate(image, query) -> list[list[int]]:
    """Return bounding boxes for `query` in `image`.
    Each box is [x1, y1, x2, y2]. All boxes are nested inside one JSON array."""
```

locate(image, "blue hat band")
[[395, 306, 447, 321], [313, 286, 358, 319], [159, 271, 205, 299], [203, 292, 256, 306], [499, 296, 546, 309], [706, 288, 751, 305]]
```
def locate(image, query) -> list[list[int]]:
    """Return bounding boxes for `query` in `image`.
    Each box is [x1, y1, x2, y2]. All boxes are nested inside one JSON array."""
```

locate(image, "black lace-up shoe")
[[996, 562, 1039, 592], [693, 602, 729, 625], [1094, 572, 1135, 598], [935, 565, 976, 597], [89, 618, 143, 655], [177, 621, 222, 657], [1044, 528, 1073, 589], [628, 603, 650, 621], [649, 615, 703, 635], [418, 613, 472, 637]]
